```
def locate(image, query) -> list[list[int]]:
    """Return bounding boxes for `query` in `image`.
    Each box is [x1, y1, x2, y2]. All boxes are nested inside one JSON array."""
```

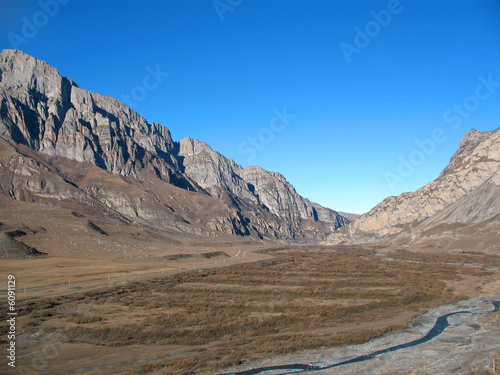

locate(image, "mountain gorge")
[[0, 49, 349, 242], [1, 50, 499, 375], [1, 49, 498, 252]]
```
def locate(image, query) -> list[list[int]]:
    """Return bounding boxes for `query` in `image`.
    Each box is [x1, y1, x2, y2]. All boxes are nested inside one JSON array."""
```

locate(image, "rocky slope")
[[326, 128, 500, 251], [178, 137, 349, 232], [0, 49, 191, 188], [0, 231, 45, 258], [336, 211, 361, 222], [0, 49, 349, 241]]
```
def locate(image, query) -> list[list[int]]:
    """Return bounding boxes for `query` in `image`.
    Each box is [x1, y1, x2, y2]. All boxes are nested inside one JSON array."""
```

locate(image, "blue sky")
[[1, 0, 499, 214]]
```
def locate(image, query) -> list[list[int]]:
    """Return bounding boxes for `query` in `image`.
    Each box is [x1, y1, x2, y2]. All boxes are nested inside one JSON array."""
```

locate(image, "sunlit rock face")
[[0, 49, 351, 240], [325, 127, 500, 250]]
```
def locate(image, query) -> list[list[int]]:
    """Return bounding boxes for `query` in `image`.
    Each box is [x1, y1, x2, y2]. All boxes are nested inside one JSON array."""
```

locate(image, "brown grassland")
[[2, 245, 498, 375]]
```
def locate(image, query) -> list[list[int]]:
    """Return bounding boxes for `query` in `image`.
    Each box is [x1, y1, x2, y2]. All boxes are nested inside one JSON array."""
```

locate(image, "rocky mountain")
[[178, 137, 349, 231], [336, 211, 361, 222], [0, 49, 349, 241], [326, 128, 500, 252], [0, 49, 191, 187]]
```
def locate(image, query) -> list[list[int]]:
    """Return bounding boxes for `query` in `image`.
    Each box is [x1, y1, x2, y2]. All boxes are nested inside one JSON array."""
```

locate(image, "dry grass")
[[5, 246, 496, 375]]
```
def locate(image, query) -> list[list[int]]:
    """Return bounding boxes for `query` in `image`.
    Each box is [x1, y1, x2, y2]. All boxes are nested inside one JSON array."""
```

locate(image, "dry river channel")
[[214, 297, 500, 375]]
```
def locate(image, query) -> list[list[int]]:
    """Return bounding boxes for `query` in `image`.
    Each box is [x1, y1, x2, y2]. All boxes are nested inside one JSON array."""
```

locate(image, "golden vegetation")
[[7, 246, 496, 375]]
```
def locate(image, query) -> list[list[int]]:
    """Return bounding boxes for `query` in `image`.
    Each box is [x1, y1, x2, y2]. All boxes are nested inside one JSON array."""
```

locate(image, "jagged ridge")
[[0, 49, 350, 240]]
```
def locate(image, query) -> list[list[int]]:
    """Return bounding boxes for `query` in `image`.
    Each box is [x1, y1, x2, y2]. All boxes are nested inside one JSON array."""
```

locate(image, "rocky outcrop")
[[0, 49, 194, 189], [178, 137, 258, 208], [417, 171, 500, 229], [336, 212, 361, 222], [178, 137, 350, 237], [238, 166, 349, 231], [326, 127, 500, 247], [0, 49, 349, 240], [0, 232, 45, 258]]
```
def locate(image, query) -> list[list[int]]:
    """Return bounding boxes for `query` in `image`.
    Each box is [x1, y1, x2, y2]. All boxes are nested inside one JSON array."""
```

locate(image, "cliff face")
[[177, 137, 258, 208], [178, 138, 349, 234], [237, 166, 349, 231], [0, 49, 349, 240], [326, 127, 500, 251], [0, 49, 193, 188]]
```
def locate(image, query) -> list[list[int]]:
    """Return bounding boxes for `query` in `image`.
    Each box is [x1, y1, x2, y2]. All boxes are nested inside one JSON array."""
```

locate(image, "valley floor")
[[213, 295, 500, 375], [1, 244, 499, 375]]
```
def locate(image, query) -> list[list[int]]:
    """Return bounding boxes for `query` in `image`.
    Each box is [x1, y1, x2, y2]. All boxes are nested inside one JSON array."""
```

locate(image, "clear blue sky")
[[1, 0, 499, 214]]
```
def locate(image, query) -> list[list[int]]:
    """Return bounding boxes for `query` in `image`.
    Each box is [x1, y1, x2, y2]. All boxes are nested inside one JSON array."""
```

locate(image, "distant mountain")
[[0, 49, 350, 241], [325, 128, 500, 252], [336, 211, 361, 222]]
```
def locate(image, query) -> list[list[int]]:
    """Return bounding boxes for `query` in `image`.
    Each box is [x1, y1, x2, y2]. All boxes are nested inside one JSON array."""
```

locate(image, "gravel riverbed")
[[212, 297, 500, 375]]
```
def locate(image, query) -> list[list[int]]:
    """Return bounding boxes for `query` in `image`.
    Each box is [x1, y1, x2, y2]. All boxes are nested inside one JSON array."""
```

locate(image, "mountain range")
[[0, 49, 349, 244], [1, 49, 498, 255]]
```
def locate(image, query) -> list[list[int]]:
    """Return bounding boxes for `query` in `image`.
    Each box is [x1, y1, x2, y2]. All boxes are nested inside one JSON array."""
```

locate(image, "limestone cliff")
[[325, 127, 500, 250], [178, 138, 349, 234], [0, 49, 349, 240], [0, 49, 193, 189]]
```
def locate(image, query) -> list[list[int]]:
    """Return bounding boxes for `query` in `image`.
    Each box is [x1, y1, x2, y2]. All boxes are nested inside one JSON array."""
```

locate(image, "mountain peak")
[[441, 127, 500, 177], [0, 49, 76, 91], [178, 137, 218, 157]]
